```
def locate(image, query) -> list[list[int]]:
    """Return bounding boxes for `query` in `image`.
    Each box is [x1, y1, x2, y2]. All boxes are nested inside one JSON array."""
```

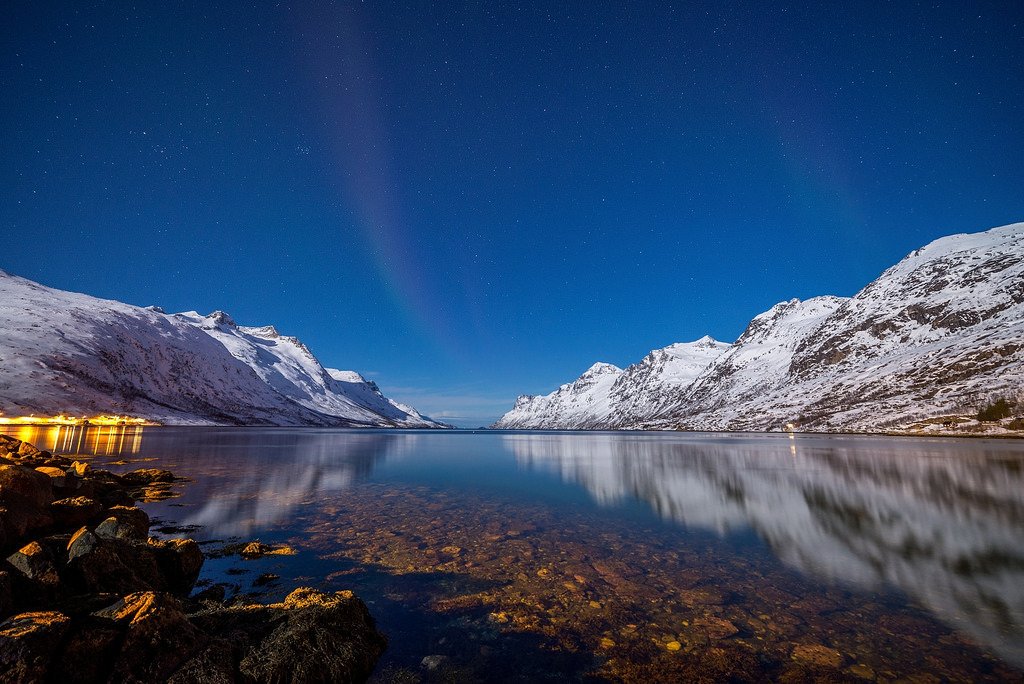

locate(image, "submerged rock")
[[120, 469, 176, 485], [790, 643, 844, 668]]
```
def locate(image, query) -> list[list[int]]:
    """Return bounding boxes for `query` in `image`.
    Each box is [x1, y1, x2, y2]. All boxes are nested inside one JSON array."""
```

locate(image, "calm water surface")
[[5, 425, 1024, 682]]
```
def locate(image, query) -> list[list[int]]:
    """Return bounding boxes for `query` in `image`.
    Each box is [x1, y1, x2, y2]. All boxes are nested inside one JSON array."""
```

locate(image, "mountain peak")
[[583, 362, 622, 377], [206, 310, 236, 327]]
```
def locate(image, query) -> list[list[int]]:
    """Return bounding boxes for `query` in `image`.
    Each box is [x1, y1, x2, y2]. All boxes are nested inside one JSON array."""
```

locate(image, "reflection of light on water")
[[6, 425, 145, 456]]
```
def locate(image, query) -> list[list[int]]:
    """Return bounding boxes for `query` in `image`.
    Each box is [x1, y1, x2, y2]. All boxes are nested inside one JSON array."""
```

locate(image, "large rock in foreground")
[[0, 436, 387, 682], [0, 589, 385, 683]]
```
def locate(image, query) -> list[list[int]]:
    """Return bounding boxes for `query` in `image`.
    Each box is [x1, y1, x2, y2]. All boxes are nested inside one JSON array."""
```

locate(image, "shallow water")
[[5, 425, 1024, 682]]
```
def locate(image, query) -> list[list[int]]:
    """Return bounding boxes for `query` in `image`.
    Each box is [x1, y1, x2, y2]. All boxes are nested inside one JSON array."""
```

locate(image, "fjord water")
[[7, 426, 1024, 681]]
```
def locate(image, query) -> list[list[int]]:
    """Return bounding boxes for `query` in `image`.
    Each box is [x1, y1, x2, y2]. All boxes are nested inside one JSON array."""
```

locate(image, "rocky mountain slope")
[[0, 271, 443, 427], [494, 222, 1024, 432]]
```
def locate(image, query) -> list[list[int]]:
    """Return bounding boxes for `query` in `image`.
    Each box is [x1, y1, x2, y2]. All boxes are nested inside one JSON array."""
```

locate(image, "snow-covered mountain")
[[0, 271, 444, 427], [494, 222, 1024, 432], [497, 362, 624, 429]]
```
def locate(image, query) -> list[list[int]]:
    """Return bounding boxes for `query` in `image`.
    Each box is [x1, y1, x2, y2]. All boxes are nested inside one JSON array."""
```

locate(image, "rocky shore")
[[0, 434, 386, 683]]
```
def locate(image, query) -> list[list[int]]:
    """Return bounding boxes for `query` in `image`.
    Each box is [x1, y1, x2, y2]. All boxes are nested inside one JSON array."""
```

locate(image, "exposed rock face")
[[495, 222, 1024, 432], [0, 435, 387, 682]]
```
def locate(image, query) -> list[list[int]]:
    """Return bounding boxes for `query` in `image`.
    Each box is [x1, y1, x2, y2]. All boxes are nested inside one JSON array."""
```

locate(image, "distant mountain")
[[0, 271, 445, 427], [494, 222, 1024, 433]]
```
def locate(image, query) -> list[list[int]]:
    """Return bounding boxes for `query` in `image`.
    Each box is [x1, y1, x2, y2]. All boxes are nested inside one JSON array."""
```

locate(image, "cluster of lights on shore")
[[0, 413, 155, 427]]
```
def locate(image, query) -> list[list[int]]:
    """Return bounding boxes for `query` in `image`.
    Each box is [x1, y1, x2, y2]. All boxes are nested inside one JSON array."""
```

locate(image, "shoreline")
[[0, 434, 386, 682]]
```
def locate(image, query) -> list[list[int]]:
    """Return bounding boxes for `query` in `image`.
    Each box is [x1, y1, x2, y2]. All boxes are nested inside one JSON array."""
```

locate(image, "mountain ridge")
[[0, 271, 445, 427], [494, 222, 1024, 434]]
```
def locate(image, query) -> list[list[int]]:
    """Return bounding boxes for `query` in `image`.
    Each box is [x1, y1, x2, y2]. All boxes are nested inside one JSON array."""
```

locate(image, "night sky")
[[3, 2, 1023, 425]]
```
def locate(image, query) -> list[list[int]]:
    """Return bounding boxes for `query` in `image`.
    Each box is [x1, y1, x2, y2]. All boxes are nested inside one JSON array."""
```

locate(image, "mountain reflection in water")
[[166, 431, 419, 537], [7, 426, 1021, 673], [505, 432, 1024, 667]]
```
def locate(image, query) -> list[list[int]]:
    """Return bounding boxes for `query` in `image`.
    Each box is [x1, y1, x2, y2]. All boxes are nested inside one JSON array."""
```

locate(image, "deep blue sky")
[[3, 2, 1023, 425]]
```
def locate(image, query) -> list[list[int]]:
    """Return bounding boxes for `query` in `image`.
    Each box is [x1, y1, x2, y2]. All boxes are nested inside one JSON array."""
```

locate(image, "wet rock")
[[0, 437, 19, 457], [94, 516, 141, 542], [66, 527, 100, 561], [51, 618, 123, 684], [34, 467, 67, 489], [104, 505, 150, 539], [121, 468, 176, 485], [253, 573, 280, 587], [137, 485, 178, 502], [192, 587, 387, 683], [68, 461, 89, 478], [791, 643, 844, 668], [191, 584, 226, 604], [166, 640, 237, 683], [693, 615, 739, 640], [16, 442, 46, 459], [49, 497, 103, 530], [96, 591, 203, 682], [230, 540, 296, 559], [66, 535, 164, 595], [846, 662, 876, 679], [85, 475, 134, 508], [0, 610, 71, 682], [6, 542, 61, 590], [148, 538, 203, 594], [240, 541, 272, 559], [0, 465, 54, 545]]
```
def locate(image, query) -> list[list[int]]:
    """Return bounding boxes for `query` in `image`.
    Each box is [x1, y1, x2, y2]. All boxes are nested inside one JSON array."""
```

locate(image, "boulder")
[[84, 472, 134, 508], [16, 442, 46, 459], [6, 542, 61, 591], [33, 467, 66, 489], [166, 640, 237, 684], [190, 587, 387, 684], [148, 538, 203, 595], [66, 527, 100, 561], [49, 497, 103, 530], [191, 584, 226, 604], [104, 506, 150, 539], [66, 536, 165, 595], [0, 611, 71, 682], [0, 437, 19, 458], [95, 592, 204, 682], [51, 618, 123, 684], [94, 517, 139, 542], [0, 466, 54, 545]]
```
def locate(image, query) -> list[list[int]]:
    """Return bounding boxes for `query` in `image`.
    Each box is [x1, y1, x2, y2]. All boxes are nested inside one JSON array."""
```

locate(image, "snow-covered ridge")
[[494, 222, 1024, 432], [0, 271, 445, 427]]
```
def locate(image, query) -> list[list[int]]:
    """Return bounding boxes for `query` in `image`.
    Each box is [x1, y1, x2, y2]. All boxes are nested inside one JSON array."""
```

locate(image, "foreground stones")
[[0, 434, 385, 682]]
